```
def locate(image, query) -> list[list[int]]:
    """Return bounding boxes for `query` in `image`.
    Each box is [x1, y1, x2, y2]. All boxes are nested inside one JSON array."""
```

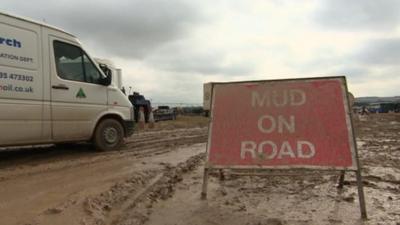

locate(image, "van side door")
[[48, 36, 108, 141]]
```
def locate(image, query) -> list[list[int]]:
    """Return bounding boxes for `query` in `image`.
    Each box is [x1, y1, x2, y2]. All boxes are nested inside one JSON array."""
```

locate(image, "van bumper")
[[124, 120, 135, 137]]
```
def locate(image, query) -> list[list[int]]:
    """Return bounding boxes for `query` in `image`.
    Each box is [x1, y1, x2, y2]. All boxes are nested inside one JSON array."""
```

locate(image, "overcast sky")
[[2, 0, 400, 104]]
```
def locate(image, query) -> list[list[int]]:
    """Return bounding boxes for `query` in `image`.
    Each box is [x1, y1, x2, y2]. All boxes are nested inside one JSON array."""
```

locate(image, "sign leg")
[[219, 169, 225, 181], [355, 169, 367, 219], [337, 171, 345, 189], [201, 168, 209, 200]]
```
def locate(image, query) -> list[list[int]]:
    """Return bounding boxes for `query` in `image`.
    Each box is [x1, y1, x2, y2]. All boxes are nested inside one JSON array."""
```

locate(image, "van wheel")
[[94, 119, 124, 151]]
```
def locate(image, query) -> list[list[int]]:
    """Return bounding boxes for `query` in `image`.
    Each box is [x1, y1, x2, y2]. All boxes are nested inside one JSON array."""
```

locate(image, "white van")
[[0, 12, 134, 150]]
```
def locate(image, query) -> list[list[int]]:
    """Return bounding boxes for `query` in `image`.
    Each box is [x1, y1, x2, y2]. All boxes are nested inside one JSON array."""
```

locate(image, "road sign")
[[201, 76, 367, 219], [207, 77, 356, 170]]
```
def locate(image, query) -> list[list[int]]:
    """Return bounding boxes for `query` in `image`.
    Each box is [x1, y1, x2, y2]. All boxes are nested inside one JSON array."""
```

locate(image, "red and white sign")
[[207, 77, 357, 170]]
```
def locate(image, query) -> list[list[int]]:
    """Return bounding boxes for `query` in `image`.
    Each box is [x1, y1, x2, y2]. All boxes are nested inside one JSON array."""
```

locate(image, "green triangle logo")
[[76, 88, 86, 98]]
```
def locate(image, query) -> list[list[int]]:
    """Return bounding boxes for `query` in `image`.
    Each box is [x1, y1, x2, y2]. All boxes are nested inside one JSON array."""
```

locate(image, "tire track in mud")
[[81, 153, 206, 225], [0, 127, 208, 182]]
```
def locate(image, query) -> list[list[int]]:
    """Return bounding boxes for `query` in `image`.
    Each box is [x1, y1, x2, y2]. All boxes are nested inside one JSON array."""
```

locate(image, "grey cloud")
[[354, 38, 400, 65], [2, 0, 203, 59], [147, 74, 204, 104], [335, 67, 371, 83], [3, 0, 252, 77], [315, 0, 400, 30], [303, 38, 400, 84], [146, 43, 254, 76], [294, 37, 400, 78], [287, 49, 347, 74]]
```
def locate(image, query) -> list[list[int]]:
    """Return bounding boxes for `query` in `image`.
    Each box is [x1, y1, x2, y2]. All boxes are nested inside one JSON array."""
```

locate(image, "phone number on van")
[[0, 72, 34, 82]]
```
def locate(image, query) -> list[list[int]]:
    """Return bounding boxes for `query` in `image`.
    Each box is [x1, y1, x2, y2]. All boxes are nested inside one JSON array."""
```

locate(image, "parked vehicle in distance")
[[154, 106, 176, 121], [0, 12, 134, 150], [367, 102, 400, 113]]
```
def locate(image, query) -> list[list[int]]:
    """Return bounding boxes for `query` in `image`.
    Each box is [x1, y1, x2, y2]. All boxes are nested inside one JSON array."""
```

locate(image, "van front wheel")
[[94, 119, 124, 151]]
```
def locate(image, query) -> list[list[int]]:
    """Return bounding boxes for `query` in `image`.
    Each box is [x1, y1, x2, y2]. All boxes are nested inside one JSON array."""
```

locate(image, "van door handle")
[[52, 84, 69, 90]]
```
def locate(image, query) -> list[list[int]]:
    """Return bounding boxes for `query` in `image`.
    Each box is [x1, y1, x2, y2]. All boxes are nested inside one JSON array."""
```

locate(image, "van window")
[[83, 54, 102, 84], [53, 41, 102, 84]]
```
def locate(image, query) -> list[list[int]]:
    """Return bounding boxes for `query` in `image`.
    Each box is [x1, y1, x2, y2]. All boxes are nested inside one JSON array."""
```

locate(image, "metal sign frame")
[[201, 76, 367, 219]]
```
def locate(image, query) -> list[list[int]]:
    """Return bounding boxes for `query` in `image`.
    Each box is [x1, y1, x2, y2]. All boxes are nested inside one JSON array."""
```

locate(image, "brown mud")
[[0, 114, 399, 225]]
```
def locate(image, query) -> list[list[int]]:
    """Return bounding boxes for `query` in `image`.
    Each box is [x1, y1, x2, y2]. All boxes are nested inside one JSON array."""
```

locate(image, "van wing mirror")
[[101, 73, 112, 86], [99, 63, 112, 86]]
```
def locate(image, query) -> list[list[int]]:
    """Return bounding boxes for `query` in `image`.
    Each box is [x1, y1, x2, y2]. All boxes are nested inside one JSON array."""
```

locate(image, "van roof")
[[0, 11, 76, 38]]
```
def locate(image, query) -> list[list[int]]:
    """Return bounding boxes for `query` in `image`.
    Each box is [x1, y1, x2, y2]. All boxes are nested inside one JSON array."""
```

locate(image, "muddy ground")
[[0, 114, 399, 225]]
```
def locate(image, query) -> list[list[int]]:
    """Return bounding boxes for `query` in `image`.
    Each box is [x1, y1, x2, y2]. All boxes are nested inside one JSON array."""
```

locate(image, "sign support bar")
[[201, 167, 209, 200], [337, 171, 345, 189]]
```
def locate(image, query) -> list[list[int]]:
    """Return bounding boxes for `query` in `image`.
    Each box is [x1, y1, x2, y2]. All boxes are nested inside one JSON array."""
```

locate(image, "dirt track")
[[0, 122, 208, 225], [0, 115, 399, 225]]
